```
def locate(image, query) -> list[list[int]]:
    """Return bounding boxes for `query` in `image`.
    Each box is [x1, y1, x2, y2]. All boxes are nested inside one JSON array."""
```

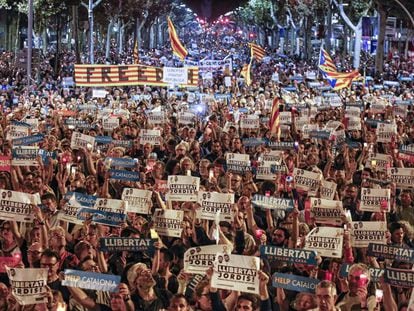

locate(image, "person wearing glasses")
[[40, 249, 70, 304], [48, 226, 79, 271]]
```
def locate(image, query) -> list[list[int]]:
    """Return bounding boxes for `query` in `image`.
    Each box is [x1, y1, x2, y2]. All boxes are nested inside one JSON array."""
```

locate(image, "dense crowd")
[[0, 26, 413, 311]]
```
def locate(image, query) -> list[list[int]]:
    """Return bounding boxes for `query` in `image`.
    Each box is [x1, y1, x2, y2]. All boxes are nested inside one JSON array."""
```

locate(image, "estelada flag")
[[318, 47, 337, 72], [249, 43, 266, 62], [167, 17, 188, 60], [269, 97, 281, 139]]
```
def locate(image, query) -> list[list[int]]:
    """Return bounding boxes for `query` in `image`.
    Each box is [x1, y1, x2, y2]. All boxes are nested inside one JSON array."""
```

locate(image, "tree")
[[236, 0, 276, 46], [80, 0, 104, 63], [332, 0, 373, 69]]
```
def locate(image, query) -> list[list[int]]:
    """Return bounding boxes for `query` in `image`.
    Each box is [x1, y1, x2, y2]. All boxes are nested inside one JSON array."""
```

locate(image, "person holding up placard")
[[204, 266, 271, 311], [335, 263, 376, 311]]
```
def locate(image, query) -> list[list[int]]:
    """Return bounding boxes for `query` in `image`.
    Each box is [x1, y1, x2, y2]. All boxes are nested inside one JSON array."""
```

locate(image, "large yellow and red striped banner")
[[74, 64, 199, 87]]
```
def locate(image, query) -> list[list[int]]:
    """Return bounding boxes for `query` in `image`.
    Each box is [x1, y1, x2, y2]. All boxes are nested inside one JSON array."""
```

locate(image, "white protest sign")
[[224, 76, 232, 87], [70, 132, 95, 150], [306, 71, 317, 80], [80, 198, 127, 227], [7, 267, 48, 305], [163, 67, 188, 85], [197, 191, 234, 222], [25, 118, 39, 130], [366, 153, 392, 171], [203, 72, 213, 80], [240, 115, 259, 129], [302, 124, 318, 139], [304, 227, 344, 258], [279, 112, 292, 125], [102, 117, 119, 131], [92, 89, 107, 98], [325, 120, 342, 132], [360, 188, 391, 212], [226, 153, 251, 174], [93, 198, 126, 213], [11, 146, 39, 166], [310, 198, 343, 226], [332, 129, 346, 146], [7, 125, 29, 140], [178, 112, 195, 125], [57, 193, 95, 225], [370, 102, 386, 114], [147, 111, 166, 125], [345, 106, 361, 118], [212, 254, 260, 294], [394, 105, 408, 118], [153, 208, 184, 238], [167, 175, 200, 202], [62, 77, 74, 87], [319, 179, 337, 200], [0, 190, 38, 222], [122, 188, 152, 214], [296, 117, 310, 129], [329, 95, 342, 107], [376, 123, 397, 143], [199, 93, 215, 104], [139, 129, 161, 146], [256, 161, 278, 180], [261, 151, 283, 163], [347, 117, 361, 131], [387, 167, 414, 189], [293, 168, 322, 196], [350, 221, 387, 248], [184, 244, 233, 274]]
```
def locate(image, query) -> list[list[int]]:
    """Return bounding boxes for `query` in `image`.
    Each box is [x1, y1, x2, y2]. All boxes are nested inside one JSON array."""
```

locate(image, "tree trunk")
[[353, 22, 363, 68], [149, 22, 155, 49], [54, 16, 61, 76], [296, 35, 300, 56], [105, 20, 113, 60], [136, 17, 146, 51], [72, 5, 81, 63], [273, 29, 280, 50], [118, 19, 122, 54], [304, 17, 313, 61], [88, 0, 94, 63], [375, 2, 387, 74], [14, 12, 21, 58], [325, 2, 332, 51], [42, 28, 47, 54], [157, 18, 165, 47], [342, 25, 348, 57]]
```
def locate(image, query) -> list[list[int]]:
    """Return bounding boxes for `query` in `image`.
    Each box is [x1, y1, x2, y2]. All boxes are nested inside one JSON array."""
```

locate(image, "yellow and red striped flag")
[[321, 69, 361, 90], [133, 41, 139, 64], [167, 16, 188, 60], [318, 47, 337, 72], [249, 43, 266, 61], [269, 97, 281, 139], [240, 61, 252, 86]]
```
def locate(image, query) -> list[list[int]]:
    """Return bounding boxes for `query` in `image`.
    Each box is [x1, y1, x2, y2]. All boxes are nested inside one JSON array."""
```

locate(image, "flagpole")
[[317, 41, 324, 81]]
